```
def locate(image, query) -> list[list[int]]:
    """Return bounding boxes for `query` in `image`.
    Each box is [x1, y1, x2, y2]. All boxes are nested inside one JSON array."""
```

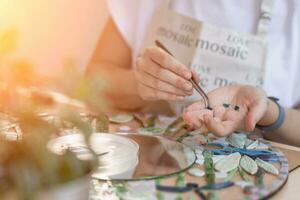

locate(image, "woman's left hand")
[[183, 85, 268, 137]]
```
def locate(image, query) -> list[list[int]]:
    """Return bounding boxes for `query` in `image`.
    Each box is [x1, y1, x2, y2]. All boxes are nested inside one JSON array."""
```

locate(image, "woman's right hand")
[[135, 47, 195, 101]]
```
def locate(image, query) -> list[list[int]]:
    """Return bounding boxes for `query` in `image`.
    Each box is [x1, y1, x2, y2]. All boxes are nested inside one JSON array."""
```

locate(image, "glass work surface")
[[48, 133, 196, 181]]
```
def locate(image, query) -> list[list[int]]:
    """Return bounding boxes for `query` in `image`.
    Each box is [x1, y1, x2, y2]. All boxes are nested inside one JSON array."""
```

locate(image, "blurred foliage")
[[55, 57, 108, 112], [0, 108, 98, 199], [0, 27, 107, 199]]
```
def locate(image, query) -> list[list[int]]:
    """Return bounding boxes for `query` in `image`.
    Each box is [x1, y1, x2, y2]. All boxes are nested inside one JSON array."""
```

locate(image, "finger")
[[203, 115, 236, 137], [137, 57, 193, 92], [144, 47, 192, 79], [136, 70, 193, 96], [185, 101, 206, 113], [245, 100, 267, 131], [183, 111, 204, 128], [191, 70, 200, 83], [213, 117, 222, 123], [138, 84, 185, 101], [183, 110, 213, 128]]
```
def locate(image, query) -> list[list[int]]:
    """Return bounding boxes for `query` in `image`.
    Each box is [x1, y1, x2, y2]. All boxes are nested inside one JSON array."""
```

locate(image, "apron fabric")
[[141, 0, 275, 114]]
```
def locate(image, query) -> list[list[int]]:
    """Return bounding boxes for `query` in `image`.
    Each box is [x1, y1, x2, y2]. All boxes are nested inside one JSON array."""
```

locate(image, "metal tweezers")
[[155, 40, 211, 109]]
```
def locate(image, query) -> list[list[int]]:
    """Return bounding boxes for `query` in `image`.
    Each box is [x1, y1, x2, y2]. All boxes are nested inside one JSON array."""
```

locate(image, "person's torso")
[[130, 0, 300, 108]]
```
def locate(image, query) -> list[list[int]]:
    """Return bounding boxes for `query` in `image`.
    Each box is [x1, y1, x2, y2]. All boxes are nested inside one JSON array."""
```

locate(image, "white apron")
[[141, 0, 275, 114]]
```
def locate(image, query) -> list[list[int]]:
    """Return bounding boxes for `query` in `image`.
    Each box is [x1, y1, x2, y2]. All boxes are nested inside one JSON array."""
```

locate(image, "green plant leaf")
[[203, 151, 215, 185], [225, 167, 238, 182], [254, 168, 265, 188], [175, 173, 185, 187], [238, 166, 250, 182]]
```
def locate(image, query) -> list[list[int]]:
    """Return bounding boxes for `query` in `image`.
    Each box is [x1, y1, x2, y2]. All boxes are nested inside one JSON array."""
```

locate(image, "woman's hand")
[[183, 85, 268, 137], [135, 47, 197, 101]]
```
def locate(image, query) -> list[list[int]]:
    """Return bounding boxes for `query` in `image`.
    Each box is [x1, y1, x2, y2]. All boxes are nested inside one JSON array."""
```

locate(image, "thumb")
[[245, 101, 266, 131]]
